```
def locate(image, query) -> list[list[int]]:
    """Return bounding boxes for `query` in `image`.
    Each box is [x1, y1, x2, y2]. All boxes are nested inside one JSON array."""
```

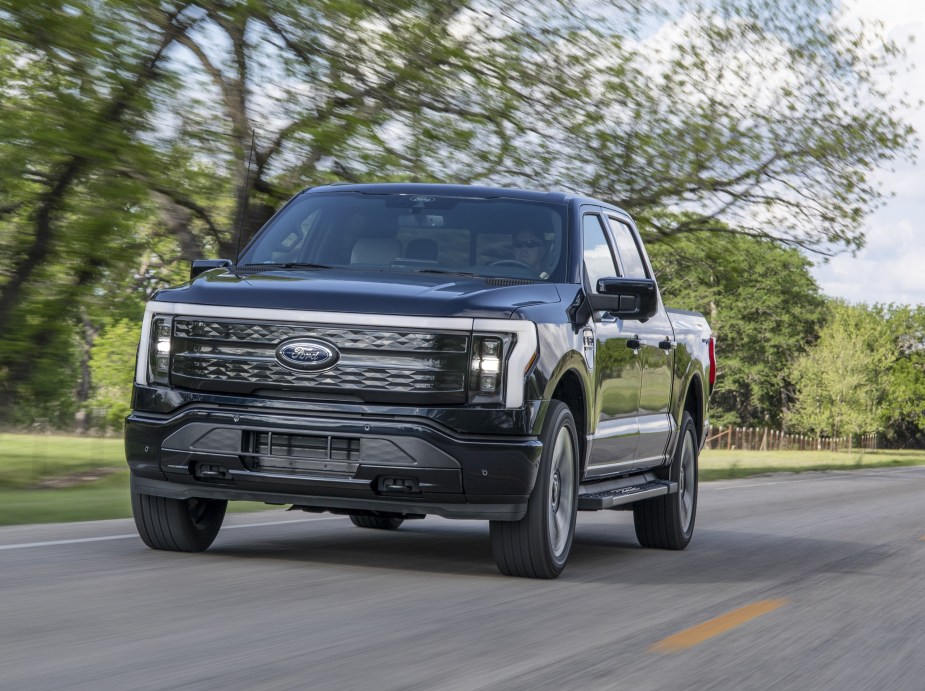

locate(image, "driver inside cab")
[[513, 229, 549, 279]]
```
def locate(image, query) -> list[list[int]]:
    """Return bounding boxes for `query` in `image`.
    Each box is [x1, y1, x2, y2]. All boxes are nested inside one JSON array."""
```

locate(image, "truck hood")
[[152, 267, 562, 318]]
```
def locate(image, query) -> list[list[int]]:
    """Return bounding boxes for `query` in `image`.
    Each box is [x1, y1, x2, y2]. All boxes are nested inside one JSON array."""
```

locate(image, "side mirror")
[[190, 259, 232, 280], [589, 277, 659, 320]]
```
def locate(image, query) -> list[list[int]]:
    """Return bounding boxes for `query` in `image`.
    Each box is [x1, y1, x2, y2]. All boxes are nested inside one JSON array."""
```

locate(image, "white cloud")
[[808, 0, 925, 306], [842, 0, 925, 30]]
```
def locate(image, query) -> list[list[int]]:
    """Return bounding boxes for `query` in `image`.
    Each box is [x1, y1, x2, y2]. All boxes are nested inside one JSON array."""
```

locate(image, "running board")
[[578, 475, 677, 511]]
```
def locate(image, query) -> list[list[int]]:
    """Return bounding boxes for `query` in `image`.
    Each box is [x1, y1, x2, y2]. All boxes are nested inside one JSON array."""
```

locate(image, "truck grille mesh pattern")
[[169, 318, 470, 402]]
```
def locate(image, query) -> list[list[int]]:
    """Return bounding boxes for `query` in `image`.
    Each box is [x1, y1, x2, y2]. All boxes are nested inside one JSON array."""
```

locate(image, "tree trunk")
[[74, 308, 100, 433]]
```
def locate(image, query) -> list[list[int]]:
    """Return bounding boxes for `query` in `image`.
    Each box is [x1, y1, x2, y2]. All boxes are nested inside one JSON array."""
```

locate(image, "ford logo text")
[[275, 339, 340, 372]]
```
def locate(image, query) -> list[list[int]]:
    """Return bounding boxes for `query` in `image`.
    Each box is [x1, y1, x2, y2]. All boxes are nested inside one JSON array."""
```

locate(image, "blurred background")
[[0, 0, 922, 449]]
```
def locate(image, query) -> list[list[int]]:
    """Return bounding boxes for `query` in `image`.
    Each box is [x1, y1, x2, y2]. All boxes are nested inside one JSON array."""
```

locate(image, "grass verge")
[[0, 433, 265, 526], [699, 448, 925, 481]]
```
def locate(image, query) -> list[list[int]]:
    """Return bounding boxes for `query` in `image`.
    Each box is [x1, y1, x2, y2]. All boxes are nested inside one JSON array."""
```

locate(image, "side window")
[[607, 218, 648, 279], [582, 214, 619, 292]]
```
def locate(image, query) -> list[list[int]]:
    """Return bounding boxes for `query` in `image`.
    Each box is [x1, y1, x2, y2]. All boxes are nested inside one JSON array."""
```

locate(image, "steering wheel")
[[489, 259, 536, 272]]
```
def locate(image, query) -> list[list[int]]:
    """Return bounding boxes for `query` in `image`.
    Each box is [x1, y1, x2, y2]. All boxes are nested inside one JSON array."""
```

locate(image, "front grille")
[[243, 431, 360, 476], [169, 318, 471, 403]]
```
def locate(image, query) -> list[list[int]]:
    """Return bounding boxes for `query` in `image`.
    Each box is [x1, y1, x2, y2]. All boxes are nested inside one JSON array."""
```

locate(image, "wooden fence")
[[704, 426, 878, 452]]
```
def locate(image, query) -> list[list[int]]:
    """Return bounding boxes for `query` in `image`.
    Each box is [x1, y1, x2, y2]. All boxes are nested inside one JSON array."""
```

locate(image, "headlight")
[[469, 334, 513, 403], [149, 316, 173, 385]]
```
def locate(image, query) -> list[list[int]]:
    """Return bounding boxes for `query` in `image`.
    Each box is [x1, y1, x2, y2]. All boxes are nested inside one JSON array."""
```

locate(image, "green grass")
[[0, 433, 265, 526], [699, 448, 925, 481], [0, 433, 126, 489], [2, 433, 925, 526]]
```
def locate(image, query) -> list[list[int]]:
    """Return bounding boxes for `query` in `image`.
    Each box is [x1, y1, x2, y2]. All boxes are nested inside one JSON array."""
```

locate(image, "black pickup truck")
[[126, 183, 714, 578]]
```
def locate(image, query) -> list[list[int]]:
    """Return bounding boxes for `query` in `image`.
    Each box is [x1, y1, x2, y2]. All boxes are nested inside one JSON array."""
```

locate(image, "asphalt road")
[[2, 466, 925, 691]]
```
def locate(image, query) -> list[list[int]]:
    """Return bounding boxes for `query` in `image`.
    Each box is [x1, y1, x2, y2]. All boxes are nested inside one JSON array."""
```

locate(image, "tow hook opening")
[[192, 463, 232, 481], [377, 476, 421, 494]]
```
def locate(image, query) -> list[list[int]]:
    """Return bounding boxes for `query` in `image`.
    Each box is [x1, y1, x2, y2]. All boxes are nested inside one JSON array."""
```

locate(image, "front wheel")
[[131, 477, 227, 552], [490, 401, 578, 578], [633, 411, 698, 549]]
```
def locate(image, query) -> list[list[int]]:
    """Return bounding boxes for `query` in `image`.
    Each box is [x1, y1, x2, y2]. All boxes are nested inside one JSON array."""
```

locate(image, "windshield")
[[239, 192, 568, 282]]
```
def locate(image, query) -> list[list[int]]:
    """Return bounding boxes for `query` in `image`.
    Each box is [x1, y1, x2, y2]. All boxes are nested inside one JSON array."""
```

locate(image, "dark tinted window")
[[607, 217, 648, 278], [582, 214, 618, 291]]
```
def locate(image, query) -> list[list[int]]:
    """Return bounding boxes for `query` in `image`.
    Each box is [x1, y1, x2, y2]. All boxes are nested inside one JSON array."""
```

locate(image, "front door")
[[582, 213, 641, 476]]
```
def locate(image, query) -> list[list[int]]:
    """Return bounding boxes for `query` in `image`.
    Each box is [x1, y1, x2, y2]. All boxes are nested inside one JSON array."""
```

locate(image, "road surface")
[[2, 466, 924, 690]]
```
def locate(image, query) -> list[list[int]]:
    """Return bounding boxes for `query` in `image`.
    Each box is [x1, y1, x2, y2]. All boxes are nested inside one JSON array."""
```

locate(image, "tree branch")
[[0, 7, 199, 334]]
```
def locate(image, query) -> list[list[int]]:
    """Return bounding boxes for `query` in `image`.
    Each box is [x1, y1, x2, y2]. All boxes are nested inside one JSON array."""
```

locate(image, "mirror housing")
[[190, 259, 232, 280], [589, 277, 659, 320]]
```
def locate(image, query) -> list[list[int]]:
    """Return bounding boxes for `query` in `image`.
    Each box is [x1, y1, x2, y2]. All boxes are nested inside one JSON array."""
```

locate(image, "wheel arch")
[[681, 373, 705, 446], [549, 367, 589, 475]]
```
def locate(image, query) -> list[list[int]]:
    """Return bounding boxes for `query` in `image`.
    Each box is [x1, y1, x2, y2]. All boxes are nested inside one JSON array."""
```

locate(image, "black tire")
[[490, 401, 579, 579], [349, 514, 404, 530], [633, 411, 698, 549], [131, 477, 227, 552]]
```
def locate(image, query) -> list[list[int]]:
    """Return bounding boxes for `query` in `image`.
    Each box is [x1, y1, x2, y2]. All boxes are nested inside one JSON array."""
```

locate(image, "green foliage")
[[87, 319, 140, 430], [880, 306, 925, 445], [789, 302, 896, 437], [647, 230, 825, 427]]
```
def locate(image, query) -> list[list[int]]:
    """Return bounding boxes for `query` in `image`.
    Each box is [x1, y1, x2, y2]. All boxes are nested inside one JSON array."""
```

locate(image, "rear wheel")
[[349, 514, 404, 530], [633, 411, 698, 549], [131, 477, 226, 552], [490, 401, 578, 578]]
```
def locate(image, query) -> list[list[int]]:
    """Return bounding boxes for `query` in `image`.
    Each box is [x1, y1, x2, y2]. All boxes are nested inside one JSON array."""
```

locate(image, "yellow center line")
[[650, 598, 790, 653]]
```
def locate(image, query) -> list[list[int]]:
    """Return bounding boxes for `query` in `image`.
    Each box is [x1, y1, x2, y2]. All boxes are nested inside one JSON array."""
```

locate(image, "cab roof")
[[303, 182, 575, 205]]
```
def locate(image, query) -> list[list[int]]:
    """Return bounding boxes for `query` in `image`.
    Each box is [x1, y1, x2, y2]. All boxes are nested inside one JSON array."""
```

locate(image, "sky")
[[810, 1, 925, 306]]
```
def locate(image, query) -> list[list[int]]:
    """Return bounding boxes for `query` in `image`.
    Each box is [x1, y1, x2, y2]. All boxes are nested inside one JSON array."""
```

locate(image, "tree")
[[87, 319, 140, 431], [537, 0, 917, 254], [647, 228, 825, 428], [0, 0, 917, 426], [880, 306, 925, 447], [789, 302, 896, 439]]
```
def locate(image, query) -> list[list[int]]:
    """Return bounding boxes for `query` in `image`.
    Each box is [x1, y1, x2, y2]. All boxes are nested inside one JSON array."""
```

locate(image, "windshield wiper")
[[412, 268, 482, 278], [238, 262, 333, 270]]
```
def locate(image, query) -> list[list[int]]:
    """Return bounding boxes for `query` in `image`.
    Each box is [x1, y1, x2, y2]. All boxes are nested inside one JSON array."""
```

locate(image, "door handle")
[[658, 339, 675, 350], [626, 338, 641, 350]]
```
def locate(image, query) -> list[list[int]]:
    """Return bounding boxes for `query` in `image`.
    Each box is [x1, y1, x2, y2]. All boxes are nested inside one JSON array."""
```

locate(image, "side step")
[[578, 473, 678, 511]]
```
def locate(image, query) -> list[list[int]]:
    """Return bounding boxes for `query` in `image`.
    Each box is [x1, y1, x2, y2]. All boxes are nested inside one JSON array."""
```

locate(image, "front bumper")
[[125, 404, 543, 521]]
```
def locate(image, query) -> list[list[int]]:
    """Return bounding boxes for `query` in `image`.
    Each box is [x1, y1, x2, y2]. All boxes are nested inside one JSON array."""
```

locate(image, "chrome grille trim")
[[174, 320, 468, 352], [171, 356, 466, 391]]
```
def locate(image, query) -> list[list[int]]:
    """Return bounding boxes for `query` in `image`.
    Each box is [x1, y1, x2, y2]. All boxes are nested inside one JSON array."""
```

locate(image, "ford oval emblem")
[[275, 338, 340, 372]]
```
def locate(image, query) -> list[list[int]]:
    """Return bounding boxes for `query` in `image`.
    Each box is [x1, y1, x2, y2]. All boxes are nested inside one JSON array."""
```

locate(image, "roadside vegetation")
[[2, 433, 924, 526], [698, 449, 925, 482], [0, 433, 263, 526]]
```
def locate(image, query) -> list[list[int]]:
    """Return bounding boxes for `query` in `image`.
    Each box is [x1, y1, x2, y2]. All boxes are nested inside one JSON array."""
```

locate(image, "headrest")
[[350, 237, 401, 264]]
